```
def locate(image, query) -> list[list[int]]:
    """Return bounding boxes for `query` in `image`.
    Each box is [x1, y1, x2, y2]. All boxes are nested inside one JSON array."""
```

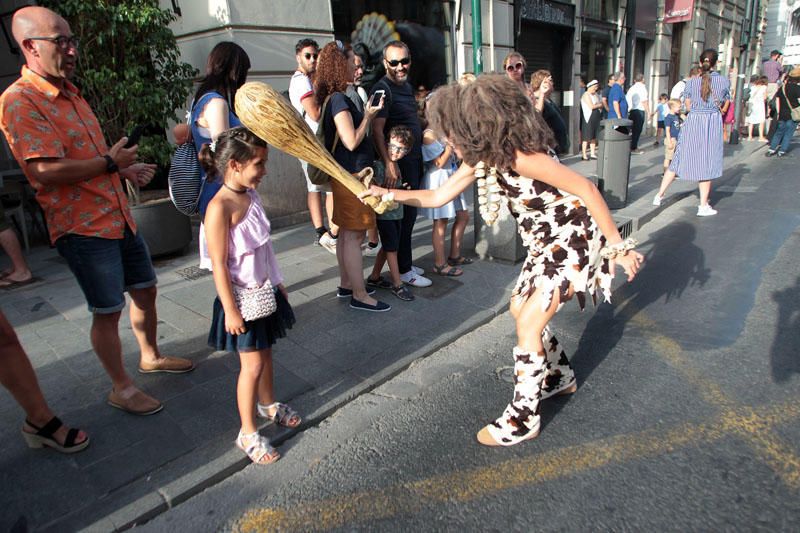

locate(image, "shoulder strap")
[[782, 85, 798, 110], [320, 95, 340, 152]]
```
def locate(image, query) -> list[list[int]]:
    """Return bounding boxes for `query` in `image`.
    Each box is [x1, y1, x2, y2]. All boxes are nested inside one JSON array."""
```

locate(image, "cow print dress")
[[497, 169, 614, 311]]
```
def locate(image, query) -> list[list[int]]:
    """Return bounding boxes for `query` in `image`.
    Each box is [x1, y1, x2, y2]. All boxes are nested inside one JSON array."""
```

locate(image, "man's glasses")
[[386, 57, 411, 68], [506, 62, 524, 72], [388, 143, 409, 153], [27, 35, 79, 50], [304, 53, 318, 60]]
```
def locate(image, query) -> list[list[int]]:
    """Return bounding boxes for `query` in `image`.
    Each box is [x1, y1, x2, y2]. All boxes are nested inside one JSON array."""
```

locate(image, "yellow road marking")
[[235, 306, 800, 532], [235, 401, 800, 533], [632, 312, 800, 489]]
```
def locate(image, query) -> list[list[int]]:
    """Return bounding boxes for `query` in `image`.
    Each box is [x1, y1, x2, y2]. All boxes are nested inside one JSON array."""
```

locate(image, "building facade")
[[764, 0, 800, 67]]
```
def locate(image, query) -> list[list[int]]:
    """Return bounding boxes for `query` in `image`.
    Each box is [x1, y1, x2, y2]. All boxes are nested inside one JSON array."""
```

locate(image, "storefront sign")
[[663, 0, 694, 23], [518, 0, 575, 28]]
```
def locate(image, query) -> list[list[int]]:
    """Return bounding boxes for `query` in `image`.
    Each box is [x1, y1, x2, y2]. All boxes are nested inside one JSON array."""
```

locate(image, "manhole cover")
[[175, 266, 212, 281]]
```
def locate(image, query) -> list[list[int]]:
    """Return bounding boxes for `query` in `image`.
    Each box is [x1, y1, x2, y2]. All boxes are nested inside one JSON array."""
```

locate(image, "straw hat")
[[789, 66, 800, 80], [586, 79, 599, 88]]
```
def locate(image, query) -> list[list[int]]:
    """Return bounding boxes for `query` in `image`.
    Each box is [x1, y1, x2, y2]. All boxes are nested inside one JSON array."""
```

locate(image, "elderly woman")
[[361, 75, 642, 447], [580, 79, 603, 160], [531, 70, 569, 154], [315, 42, 389, 312]]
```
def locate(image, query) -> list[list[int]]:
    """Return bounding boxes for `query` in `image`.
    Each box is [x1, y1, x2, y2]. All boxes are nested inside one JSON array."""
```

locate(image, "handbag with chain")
[[232, 280, 277, 322]]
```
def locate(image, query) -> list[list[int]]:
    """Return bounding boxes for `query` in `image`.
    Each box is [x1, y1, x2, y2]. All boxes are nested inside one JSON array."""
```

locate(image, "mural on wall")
[[350, 12, 447, 91]]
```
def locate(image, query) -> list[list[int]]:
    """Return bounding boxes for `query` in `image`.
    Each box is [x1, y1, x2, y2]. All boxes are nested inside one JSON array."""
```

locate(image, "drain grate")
[[175, 265, 212, 281]]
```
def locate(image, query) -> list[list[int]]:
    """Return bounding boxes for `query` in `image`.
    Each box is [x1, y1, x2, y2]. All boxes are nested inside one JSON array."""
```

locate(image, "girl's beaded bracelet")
[[599, 237, 638, 260]]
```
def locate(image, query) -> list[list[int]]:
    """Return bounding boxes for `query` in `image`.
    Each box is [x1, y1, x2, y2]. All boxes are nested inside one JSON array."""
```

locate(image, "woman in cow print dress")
[[360, 75, 643, 447]]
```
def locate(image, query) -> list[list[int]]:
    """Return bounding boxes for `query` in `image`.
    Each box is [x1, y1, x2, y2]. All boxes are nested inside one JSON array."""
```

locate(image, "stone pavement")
[[0, 136, 766, 532]]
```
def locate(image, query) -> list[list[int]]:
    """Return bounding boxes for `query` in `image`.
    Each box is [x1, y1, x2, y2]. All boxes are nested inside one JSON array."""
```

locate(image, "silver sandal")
[[236, 430, 280, 465], [256, 402, 302, 428]]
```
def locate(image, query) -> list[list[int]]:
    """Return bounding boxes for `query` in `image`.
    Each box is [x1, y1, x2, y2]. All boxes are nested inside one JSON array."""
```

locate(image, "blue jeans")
[[55, 226, 157, 314], [770, 120, 798, 153]]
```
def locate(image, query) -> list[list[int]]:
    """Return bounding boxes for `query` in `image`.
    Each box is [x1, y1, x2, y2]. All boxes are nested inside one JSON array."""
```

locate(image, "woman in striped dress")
[[653, 49, 730, 217]]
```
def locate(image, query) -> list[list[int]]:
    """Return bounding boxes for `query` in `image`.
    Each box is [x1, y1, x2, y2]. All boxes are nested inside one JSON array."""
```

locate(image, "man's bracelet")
[[599, 238, 638, 260]]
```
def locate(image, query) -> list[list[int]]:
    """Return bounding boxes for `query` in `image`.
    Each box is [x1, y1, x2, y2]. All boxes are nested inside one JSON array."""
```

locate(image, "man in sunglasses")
[[0, 6, 194, 417], [370, 41, 432, 288], [289, 38, 337, 253]]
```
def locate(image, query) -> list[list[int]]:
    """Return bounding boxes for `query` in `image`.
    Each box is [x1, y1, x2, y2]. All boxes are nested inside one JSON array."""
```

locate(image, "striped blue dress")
[[669, 72, 730, 181]]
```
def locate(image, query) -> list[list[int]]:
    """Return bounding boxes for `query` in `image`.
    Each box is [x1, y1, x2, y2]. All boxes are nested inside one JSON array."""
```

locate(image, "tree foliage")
[[39, 0, 197, 169]]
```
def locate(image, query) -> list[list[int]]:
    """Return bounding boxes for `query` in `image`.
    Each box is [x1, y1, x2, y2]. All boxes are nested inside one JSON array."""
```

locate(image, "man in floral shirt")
[[0, 6, 193, 416]]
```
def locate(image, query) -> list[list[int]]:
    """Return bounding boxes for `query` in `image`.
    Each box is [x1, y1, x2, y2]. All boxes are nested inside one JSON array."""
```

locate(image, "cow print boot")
[[477, 347, 546, 447], [540, 325, 577, 400]]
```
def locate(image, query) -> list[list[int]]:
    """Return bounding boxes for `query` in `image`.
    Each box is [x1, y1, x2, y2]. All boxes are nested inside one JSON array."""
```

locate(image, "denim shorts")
[[55, 226, 157, 314]]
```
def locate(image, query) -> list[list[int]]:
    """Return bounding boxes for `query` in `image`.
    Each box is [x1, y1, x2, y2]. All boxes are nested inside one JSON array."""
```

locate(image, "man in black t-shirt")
[[766, 68, 800, 157], [370, 41, 431, 287]]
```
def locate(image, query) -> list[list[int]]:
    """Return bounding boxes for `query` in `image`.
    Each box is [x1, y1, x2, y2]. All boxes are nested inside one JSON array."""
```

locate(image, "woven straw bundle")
[[235, 81, 390, 213]]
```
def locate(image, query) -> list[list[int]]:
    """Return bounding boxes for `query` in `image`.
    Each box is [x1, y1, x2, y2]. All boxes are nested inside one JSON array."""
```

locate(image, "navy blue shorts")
[[55, 226, 157, 314], [657, 120, 665, 130], [376, 218, 401, 252]]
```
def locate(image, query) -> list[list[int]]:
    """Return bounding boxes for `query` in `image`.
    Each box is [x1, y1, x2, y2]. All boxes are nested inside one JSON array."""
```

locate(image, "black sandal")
[[22, 416, 90, 454], [447, 256, 473, 266]]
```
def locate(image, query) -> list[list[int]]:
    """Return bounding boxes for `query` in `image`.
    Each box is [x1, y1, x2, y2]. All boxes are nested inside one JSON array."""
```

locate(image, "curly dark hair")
[[314, 42, 349, 105], [427, 74, 555, 169]]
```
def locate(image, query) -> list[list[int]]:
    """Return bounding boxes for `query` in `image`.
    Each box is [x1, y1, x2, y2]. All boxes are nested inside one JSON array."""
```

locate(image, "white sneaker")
[[652, 194, 662, 207], [411, 265, 425, 275], [400, 270, 432, 287], [318, 233, 337, 254], [362, 242, 381, 257], [696, 204, 717, 217]]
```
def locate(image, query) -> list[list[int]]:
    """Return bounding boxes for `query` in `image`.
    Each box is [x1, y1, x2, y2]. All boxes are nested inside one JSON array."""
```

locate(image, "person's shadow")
[[769, 275, 800, 383], [569, 221, 710, 382]]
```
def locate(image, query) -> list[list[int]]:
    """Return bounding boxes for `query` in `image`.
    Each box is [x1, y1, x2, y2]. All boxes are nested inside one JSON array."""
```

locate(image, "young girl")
[[360, 75, 643, 447], [199, 127, 300, 465], [420, 113, 470, 276]]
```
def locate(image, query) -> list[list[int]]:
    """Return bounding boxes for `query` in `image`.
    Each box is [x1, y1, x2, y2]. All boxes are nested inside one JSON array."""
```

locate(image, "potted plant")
[[41, 0, 198, 256]]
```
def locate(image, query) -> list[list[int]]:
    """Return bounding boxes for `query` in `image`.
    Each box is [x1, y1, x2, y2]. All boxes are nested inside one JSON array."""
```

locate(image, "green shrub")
[[40, 0, 197, 170]]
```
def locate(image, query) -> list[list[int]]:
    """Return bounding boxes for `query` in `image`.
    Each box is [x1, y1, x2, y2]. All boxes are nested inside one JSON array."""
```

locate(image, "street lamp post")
[[472, 0, 483, 74]]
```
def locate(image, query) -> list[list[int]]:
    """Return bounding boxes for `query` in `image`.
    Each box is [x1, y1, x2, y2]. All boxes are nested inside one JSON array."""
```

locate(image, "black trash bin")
[[596, 118, 633, 209]]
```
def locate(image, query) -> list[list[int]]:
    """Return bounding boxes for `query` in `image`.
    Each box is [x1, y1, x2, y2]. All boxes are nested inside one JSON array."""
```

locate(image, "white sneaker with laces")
[[362, 243, 381, 257], [318, 233, 337, 254], [652, 194, 662, 207], [400, 270, 432, 287], [696, 204, 717, 217]]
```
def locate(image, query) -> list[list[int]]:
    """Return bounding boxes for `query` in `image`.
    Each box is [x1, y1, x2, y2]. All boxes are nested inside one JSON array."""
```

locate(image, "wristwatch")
[[103, 154, 119, 174]]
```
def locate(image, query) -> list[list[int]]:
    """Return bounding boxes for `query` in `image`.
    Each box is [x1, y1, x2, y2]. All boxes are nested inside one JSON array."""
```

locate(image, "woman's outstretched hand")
[[358, 185, 385, 203], [612, 250, 645, 282]]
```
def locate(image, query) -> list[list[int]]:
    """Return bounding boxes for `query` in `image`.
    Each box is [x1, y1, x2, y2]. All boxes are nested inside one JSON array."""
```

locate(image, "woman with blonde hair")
[[531, 70, 569, 154], [502, 52, 529, 97], [360, 75, 643, 447]]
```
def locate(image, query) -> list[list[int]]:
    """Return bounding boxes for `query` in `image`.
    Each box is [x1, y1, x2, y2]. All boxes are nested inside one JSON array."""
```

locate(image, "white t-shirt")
[[670, 79, 686, 100], [289, 70, 318, 132], [626, 82, 648, 111]]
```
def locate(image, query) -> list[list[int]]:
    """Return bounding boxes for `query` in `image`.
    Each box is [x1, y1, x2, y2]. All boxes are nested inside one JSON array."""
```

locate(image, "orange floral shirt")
[[0, 66, 135, 243]]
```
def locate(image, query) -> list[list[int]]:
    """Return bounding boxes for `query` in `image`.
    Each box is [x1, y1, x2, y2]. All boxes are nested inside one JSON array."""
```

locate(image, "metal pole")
[[624, 0, 637, 86], [730, 0, 759, 144], [471, 0, 483, 74]]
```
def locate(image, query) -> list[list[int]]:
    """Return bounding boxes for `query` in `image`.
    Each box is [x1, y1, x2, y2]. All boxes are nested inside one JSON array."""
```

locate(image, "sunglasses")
[[388, 143, 410, 152], [386, 57, 411, 67], [304, 52, 318, 60], [506, 62, 524, 72], [27, 35, 80, 50]]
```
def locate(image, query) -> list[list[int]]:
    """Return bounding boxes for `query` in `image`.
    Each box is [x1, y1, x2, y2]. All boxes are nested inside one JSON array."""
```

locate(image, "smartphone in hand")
[[370, 90, 385, 108], [124, 125, 144, 149]]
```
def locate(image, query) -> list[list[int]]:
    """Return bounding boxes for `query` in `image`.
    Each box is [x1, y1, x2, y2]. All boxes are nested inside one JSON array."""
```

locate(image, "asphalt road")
[[140, 148, 800, 532]]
